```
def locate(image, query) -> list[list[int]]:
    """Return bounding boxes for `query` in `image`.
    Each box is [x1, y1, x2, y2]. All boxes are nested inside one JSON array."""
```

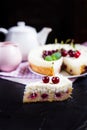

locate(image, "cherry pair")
[[42, 76, 60, 84]]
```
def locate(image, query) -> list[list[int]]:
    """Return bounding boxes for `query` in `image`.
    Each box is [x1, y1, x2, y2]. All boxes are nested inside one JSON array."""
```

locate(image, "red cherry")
[[29, 93, 37, 99], [41, 93, 48, 99], [55, 92, 61, 97], [61, 49, 68, 56], [42, 50, 49, 58], [42, 76, 49, 83], [48, 51, 52, 55], [68, 50, 75, 57], [74, 50, 81, 58], [76, 50, 81, 54], [51, 76, 60, 84]]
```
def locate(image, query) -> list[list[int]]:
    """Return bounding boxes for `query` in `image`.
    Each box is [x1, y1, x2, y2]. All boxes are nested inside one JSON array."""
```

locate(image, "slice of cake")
[[23, 75, 72, 103]]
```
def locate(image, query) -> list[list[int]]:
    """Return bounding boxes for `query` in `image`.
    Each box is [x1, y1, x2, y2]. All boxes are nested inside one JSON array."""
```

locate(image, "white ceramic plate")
[[29, 66, 87, 79], [60, 71, 87, 79]]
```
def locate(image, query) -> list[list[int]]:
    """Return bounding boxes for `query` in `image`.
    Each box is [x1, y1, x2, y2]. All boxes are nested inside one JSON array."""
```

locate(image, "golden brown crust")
[[80, 65, 87, 74], [29, 63, 54, 76]]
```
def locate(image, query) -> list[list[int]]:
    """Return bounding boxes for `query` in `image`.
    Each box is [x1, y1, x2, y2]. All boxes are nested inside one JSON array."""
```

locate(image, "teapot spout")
[[37, 27, 52, 45]]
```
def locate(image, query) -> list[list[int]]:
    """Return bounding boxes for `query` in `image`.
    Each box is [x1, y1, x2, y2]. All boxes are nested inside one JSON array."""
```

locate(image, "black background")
[[0, 0, 87, 43]]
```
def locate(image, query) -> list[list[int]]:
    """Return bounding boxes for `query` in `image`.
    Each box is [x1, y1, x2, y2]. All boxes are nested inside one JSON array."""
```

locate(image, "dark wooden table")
[[0, 76, 87, 130]]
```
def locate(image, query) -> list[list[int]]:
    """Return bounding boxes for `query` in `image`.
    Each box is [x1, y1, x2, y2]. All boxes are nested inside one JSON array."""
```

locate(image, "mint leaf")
[[45, 56, 53, 61]]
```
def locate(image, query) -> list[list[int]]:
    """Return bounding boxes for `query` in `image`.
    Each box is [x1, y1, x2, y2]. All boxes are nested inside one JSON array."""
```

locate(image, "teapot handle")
[[0, 28, 8, 35]]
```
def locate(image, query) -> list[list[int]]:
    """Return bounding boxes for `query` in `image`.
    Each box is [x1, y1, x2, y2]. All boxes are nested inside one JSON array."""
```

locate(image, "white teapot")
[[0, 21, 52, 61]]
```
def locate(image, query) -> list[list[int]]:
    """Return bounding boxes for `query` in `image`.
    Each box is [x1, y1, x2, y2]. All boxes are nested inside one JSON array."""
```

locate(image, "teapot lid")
[[8, 21, 36, 33]]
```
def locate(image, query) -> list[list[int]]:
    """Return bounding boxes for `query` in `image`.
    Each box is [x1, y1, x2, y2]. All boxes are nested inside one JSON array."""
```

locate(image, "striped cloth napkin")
[[0, 62, 42, 84]]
